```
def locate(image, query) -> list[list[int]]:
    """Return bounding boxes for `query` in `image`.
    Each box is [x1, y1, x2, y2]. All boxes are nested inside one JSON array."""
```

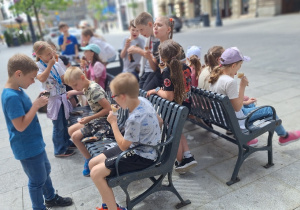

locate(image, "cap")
[[220, 47, 250, 65], [186, 46, 201, 59], [80, 44, 100, 54]]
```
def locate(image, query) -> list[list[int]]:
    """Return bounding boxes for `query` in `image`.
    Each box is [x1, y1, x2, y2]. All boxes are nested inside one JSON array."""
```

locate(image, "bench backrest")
[[190, 87, 241, 133], [139, 90, 189, 169]]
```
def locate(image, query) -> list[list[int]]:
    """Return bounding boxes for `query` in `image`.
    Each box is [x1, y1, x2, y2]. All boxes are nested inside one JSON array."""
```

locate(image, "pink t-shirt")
[[86, 61, 106, 89], [190, 65, 198, 87]]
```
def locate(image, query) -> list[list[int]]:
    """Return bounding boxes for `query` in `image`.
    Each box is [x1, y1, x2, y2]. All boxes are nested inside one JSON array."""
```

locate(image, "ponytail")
[[189, 55, 201, 79], [209, 65, 223, 84], [169, 58, 185, 104], [206, 46, 224, 71], [169, 18, 174, 39]]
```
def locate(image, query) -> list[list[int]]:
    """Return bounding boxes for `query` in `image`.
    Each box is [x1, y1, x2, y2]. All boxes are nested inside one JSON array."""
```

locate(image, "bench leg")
[[167, 173, 191, 209], [264, 131, 275, 169], [227, 146, 244, 186]]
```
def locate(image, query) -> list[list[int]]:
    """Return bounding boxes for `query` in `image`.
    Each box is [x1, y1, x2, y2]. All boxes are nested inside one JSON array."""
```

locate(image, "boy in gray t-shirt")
[[120, 20, 145, 81], [89, 73, 162, 210]]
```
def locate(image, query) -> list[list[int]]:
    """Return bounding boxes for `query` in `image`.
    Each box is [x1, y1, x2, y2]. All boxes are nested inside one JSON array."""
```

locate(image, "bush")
[[4, 31, 13, 47], [26, 33, 31, 43], [19, 32, 26, 44]]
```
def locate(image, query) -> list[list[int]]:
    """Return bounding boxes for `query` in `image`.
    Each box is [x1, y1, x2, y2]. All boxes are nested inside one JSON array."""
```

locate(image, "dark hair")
[[59, 55, 70, 66], [159, 40, 185, 104], [82, 28, 94, 37], [91, 52, 103, 66], [205, 46, 224, 71], [189, 55, 201, 79], [129, 19, 136, 28], [58, 22, 68, 29]]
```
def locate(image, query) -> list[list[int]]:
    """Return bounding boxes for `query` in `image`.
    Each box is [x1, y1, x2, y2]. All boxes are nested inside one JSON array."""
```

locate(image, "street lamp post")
[[215, 0, 222, 26]]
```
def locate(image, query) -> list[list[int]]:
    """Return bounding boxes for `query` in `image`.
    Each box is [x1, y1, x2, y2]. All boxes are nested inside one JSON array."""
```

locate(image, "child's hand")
[[48, 56, 56, 67], [107, 111, 117, 125], [33, 96, 48, 109], [146, 89, 156, 97], [244, 98, 257, 105], [127, 45, 138, 54], [79, 117, 91, 124], [80, 59, 87, 70], [125, 38, 131, 49], [144, 50, 152, 60], [240, 76, 249, 88]]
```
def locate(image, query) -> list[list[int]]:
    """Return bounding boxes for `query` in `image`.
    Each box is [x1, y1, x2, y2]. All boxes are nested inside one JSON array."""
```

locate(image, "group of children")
[[2, 11, 300, 210]]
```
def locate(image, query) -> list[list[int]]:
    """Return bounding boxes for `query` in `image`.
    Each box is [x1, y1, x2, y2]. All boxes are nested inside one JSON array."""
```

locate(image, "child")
[[134, 12, 160, 89], [81, 28, 116, 63], [120, 19, 145, 81], [58, 22, 79, 62], [88, 73, 161, 210], [1, 53, 73, 209], [146, 40, 197, 174], [34, 41, 75, 157], [209, 47, 300, 146], [186, 46, 202, 87], [198, 46, 224, 90], [65, 67, 111, 177], [80, 44, 107, 90], [47, 40, 67, 71]]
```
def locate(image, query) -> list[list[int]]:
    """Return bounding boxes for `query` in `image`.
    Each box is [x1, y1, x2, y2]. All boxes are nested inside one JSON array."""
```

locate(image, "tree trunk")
[[33, 3, 43, 40], [27, 13, 37, 43]]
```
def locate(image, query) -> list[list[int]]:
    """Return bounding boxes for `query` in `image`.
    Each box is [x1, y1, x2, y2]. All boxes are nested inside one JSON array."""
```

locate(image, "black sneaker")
[[55, 149, 75, 157], [45, 194, 73, 207], [175, 156, 197, 174]]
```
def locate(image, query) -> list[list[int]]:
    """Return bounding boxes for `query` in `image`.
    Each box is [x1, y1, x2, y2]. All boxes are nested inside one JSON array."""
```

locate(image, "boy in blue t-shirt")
[[1, 54, 73, 209], [58, 22, 79, 62]]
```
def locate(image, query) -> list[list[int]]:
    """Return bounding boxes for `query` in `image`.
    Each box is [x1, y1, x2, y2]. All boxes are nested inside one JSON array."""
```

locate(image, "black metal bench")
[[106, 90, 191, 210], [106, 49, 123, 76], [188, 86, 282, 185]]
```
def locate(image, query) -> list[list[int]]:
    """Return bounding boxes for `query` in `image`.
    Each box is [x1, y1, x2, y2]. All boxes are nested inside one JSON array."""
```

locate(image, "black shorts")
[[103, 145, 155, 177]]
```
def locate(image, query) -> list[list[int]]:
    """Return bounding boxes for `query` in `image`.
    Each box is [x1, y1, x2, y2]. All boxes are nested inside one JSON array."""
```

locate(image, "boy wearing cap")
[[209, 47, 300, 146], [80, 44, 107, 89]]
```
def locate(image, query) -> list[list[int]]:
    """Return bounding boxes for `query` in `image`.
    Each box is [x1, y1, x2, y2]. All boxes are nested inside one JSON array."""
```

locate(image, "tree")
[[128, 0, 138, 17], [87, 0, 108, 28], [11, 0, 71, 41]]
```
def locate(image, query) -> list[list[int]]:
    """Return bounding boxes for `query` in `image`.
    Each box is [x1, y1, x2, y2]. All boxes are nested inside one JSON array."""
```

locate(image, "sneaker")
[[45, 194, 73, 207], [68, 142, 77, 149], [279, 131, 300, 146], [83, 158, 91, 177], [247, 138, 258, 147], [55, 149, 75, 157], [174, 161, 186, 175], [175, 156, 197, 174], [226, 130, 233, 135], [96, 203, 127, 210]]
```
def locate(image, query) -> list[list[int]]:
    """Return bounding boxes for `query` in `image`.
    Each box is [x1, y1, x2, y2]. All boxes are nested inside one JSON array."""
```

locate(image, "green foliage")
[[26, 32, 31, 42], [88, 0, 108, 21], [19, 32, 26, 44], [128, 0, 138, 17], [4, 31, 13, 47]]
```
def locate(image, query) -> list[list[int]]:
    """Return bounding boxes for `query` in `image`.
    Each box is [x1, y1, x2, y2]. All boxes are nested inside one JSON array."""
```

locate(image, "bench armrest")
[[236, 105, 276, 132], [114, 122, 172, 176]]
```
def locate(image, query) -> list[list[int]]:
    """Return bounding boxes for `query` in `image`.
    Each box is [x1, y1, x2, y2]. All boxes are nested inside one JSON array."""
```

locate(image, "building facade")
[[157, 0, 300, 19]]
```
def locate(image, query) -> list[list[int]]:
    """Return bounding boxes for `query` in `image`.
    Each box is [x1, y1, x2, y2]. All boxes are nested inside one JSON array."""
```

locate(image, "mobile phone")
[[41, 91, 50, 98]]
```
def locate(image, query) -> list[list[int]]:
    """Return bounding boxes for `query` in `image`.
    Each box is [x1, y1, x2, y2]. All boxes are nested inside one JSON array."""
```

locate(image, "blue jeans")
[[20, 150, 55, 210], [52, 105, 72, 155], [242, 104, 287, 136]]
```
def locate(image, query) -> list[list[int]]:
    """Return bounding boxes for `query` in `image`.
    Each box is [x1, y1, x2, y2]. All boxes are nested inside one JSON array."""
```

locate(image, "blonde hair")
[[156, 16, 174, 39], [7, 54, 38, 77], [33, 41, 52, 61], [205, 46, 224, 70], [64, 66, 85, 85], [110, 73, 139, 98], [159, 40, 185, 104], [135, 12, 153, 26]]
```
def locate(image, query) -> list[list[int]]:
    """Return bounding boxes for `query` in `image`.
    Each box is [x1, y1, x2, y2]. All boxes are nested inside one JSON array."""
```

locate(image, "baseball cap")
[[220, 47, 250, 65], [186, 46, 201, 59], [80, 44, 100, 54]]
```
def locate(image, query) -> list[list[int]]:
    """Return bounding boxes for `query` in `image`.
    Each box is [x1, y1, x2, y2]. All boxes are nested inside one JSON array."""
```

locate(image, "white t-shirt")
[[124, 97, 160, 160], [37, 61, 66, 97], [210, 75, 246, 129], [121, 36, 145, 73], [198, 66, 211, 90], [142, 35, 160, 73], [89, 36, 116, 62]]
